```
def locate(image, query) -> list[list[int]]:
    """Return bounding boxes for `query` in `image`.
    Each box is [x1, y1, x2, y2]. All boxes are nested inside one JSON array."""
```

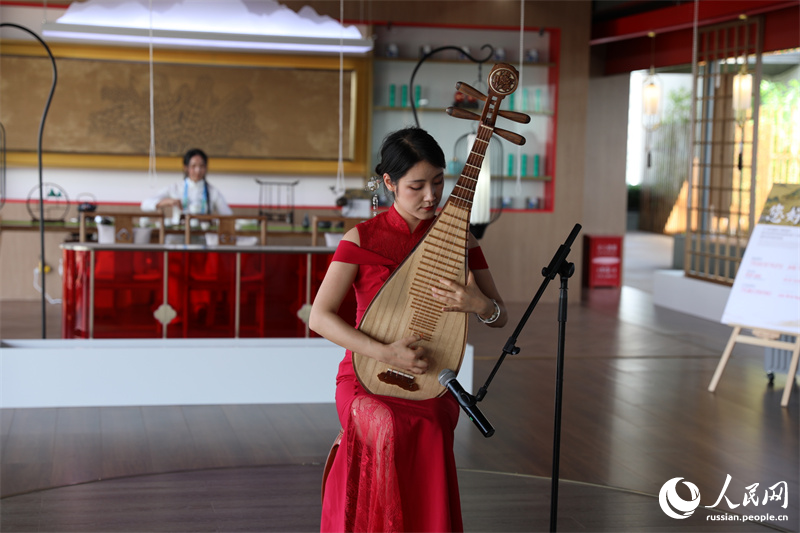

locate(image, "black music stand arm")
[[475, 223, 581, 402], [471, 223, 580, 533]]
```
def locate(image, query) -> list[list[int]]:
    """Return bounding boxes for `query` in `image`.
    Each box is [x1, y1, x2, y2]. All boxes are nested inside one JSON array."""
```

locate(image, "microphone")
[[438, 369, 495, 438]]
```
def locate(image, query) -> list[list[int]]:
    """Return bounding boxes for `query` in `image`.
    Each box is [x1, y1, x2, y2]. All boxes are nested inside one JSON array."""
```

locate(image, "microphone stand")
[[474, 223, 581, 533]]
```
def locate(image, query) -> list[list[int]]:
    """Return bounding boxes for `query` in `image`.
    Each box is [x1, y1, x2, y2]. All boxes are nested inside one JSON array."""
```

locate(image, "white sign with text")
[[721, 184, 800, 335]]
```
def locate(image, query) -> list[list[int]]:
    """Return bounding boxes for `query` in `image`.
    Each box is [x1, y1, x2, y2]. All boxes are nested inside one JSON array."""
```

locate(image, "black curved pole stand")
[[408, 44, 494, 239], [0, 23, 58, 338], [474, 223, 582, 533], [408, 44, 494, 128]]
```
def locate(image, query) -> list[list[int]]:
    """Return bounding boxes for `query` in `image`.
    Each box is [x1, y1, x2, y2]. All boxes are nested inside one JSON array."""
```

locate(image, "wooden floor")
[[0, 466, 785, 532], [1, 233, 798, 532]]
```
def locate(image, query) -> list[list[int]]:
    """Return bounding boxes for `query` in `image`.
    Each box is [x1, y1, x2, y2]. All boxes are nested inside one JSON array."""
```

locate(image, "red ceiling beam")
[[591, 0, 797, 45], [596, 1, 800, 75]]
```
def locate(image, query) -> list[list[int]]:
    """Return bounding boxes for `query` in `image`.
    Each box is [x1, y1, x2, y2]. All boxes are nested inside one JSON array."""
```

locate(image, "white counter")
[[0, 338, 474, 408]]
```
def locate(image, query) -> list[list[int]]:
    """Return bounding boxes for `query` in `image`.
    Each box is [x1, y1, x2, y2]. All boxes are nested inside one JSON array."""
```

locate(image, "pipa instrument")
[[353, 63, 530, 400]]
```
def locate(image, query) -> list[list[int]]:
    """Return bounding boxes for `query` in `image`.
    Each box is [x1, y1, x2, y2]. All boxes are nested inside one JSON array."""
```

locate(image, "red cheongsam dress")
[[320, 205, 489, 533]]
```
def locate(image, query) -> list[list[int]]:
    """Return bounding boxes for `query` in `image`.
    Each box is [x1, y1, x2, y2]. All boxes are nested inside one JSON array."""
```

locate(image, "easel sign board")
[[711, 184, 800, 407], [720, 183, 800, 335]]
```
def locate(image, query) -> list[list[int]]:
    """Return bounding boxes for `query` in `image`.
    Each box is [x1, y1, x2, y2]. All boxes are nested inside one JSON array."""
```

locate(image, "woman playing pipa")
[[311, 63, 522, 533]]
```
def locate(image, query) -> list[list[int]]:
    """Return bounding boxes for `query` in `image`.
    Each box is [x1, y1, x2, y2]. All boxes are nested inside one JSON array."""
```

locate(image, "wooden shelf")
[[374, 106, 553, 116], [371, 25, 558, 216], [445, 174, 551, 181], [499, 175, 552, 181], [374, 57, 556, 68], [374, 106, 449, 113]]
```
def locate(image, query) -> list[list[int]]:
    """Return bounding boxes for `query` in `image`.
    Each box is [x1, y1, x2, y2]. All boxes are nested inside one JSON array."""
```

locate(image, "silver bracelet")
[[476, 299, 500, 324]]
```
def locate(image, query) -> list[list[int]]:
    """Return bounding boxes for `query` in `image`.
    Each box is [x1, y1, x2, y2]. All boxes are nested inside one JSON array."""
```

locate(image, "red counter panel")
[[61, 247, 354, 339]]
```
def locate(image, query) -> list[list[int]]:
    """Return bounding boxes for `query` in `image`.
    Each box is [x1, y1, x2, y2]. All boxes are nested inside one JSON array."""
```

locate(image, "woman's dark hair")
[[375, 127, 445, 186], [183, 148, 208, 167]]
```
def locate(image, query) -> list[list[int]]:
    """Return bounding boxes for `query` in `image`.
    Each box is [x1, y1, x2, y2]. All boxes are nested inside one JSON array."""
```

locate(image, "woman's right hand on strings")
[[382, 334, 429, 375]]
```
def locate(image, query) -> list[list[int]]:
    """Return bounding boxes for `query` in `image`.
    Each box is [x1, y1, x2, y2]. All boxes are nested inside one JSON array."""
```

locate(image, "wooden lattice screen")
[[685, 17, 763, 285]]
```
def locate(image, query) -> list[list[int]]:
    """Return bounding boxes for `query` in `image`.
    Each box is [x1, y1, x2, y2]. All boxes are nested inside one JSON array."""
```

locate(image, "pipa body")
[[353, 63, 520, 400]]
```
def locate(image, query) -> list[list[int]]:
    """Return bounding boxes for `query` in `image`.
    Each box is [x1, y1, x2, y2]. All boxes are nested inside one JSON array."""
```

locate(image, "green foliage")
[[761, 79, 800, 114], [663, 87, 691, 124], [760, 79, 800, 166]]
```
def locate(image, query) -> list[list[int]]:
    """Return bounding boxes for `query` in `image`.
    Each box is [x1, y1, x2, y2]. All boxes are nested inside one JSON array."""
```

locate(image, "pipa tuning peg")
[[449, 104, 530, 126], [455, 81, 487, 102], [456, 81, 529, 125], [493, 128, 526, 146], [498, 110, 531, 124], [446, 107, 480, 122]]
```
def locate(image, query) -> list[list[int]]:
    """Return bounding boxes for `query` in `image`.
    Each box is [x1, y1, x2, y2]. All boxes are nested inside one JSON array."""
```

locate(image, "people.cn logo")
[[659, 477, 702, 519]]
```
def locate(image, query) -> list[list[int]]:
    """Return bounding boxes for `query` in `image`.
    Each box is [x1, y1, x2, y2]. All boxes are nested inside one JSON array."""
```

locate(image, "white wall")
[[582, 73, 629, 236], [5, 166, 364, 209]]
